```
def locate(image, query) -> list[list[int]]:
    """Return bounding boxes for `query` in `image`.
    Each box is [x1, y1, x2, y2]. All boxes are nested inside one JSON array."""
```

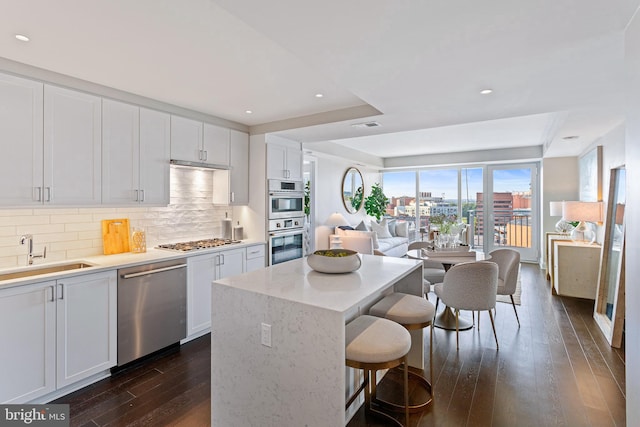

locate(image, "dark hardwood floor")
[[55, 263, 626, 426]]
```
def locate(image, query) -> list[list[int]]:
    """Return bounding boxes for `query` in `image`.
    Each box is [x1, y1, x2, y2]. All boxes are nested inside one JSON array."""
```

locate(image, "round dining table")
[[406, 249, 491, 331]]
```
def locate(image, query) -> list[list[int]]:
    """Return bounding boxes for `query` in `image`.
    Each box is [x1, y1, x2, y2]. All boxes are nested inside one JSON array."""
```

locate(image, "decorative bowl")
[[307, 249, 362, 274]]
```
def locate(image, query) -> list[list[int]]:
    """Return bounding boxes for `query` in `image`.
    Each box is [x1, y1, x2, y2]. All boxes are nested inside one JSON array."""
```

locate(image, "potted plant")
[[364, 183, 389, 221]]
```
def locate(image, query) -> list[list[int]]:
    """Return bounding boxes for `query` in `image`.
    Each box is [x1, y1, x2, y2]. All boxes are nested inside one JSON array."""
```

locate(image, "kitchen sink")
[[0, 262, 95, 281]]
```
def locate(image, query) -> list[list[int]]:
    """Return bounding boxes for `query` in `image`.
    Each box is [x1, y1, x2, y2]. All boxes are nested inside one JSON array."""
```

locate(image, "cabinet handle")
[[59, 283, 64, 300], [34, 187, 42, 202], [45, 187, 52, 202], [140, 189, 145, 202], [198, 150, 202, 160], [49, 285, 55, 302], [134, 189, 139, 201], [220, 253, 225, 265], [230, 192, 235, 202], [204, 151, 208, 161]]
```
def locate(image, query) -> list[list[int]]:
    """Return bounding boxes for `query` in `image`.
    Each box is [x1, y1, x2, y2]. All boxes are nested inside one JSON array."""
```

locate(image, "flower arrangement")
[[429, 214, 459, 234]]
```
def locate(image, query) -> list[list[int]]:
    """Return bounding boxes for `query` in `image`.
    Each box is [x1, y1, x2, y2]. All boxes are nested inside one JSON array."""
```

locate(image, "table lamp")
[[325, 212, 349, 248], [562, 201, 603, 244], [549, 201, 574, 233]]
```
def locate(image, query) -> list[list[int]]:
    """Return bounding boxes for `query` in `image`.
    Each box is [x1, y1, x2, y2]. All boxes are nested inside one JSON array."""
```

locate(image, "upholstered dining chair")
[[433, 261, 499, 350], [407, 241, 446, 295], [489, 248, 521, 327]]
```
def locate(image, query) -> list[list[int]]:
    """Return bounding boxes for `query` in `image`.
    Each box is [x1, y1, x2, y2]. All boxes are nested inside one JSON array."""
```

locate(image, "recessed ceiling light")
[[351, 121, 381, 128], [315, 93, 324, 98], [562, 135, 579, 140], [15, 34, 30, 42], [480, 89, 493, 95], [245, 110, 253, 114]]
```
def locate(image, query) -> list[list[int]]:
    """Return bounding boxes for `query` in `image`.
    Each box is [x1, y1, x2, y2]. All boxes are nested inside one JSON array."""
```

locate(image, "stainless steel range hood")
[[170, 159, 230, 170]]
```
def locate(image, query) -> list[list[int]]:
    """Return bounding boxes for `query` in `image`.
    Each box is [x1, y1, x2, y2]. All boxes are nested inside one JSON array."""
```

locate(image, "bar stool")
[[369, 292, 435, 412], [345, 315, 411, 427]]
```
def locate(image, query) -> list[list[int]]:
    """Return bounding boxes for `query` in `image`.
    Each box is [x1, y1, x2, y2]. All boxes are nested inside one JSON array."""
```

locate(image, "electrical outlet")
[[261, 323, 272, 347]]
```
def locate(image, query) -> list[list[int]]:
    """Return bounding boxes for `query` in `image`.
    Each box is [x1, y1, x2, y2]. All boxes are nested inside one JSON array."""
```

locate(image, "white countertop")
[[0, 239, 265, 290], [213, 254, 422, 314]]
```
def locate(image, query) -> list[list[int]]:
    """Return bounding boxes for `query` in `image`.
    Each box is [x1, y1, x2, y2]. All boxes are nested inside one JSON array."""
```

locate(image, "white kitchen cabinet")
[[186, 247, 245, 338], [171, 115, 203, 162], [102, 100, 169, 205], [212, 130, 249, 205], [245, 244, 266, 272], [0, 72, 44, 206], [203, 122, 230, 166], [0, 270, 116, 403], [0, 281, 56, 403], [267, 142, 302, 180], [44, 85, 102, 205]]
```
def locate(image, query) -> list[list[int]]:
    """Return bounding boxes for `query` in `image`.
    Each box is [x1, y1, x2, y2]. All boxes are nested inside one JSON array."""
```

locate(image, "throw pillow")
[[355, 220, 369, 231], [395, 221, 409, 237], [371, 220, 393, 239], [385, 218, 397, 237]]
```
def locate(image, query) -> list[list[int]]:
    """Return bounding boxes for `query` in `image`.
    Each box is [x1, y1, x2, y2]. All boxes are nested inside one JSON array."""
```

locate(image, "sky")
[[383, 167, 532, 201]]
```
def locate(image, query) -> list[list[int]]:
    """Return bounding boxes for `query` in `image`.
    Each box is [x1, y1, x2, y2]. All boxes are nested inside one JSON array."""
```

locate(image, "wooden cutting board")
[[102, 218, 131, 255]]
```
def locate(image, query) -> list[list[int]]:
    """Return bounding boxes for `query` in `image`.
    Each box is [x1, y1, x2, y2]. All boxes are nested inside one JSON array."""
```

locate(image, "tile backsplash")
[[0, 167, 231, 268]]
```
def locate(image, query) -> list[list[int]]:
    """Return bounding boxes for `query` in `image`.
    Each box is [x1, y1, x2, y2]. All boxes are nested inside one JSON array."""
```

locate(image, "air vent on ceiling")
[[351, 121, 381, 129]]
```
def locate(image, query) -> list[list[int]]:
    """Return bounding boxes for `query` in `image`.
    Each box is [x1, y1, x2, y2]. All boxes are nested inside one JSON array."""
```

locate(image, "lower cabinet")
[[245, 244, 266, 272], [187, 248, 245, 338], [0, 271, 117, 404]]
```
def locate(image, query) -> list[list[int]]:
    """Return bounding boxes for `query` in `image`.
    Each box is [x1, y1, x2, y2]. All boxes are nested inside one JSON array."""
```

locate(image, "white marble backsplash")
[[0, 167, 231, 268]]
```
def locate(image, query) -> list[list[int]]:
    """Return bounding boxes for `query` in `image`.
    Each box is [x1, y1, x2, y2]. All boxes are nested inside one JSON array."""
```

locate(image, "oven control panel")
[[269, 216, 305, 232]]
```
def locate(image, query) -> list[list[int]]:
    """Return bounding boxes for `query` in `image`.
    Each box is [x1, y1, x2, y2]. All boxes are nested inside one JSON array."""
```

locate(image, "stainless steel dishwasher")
[[117, 258, 187, 366]]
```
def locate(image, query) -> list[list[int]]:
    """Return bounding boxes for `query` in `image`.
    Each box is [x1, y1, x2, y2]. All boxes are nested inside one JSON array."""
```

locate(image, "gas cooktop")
[[156, 238, 241, 252]]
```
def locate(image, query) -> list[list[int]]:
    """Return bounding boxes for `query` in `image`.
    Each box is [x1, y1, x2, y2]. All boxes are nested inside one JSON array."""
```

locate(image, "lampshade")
[[549, 201, 563, 217], [562, 201, 603, 222], [325, 212, 349, 227]]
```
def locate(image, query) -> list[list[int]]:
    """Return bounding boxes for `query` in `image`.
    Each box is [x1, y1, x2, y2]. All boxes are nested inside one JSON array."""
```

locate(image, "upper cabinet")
[[102, 100, 169, 205], [0, 73, 44, 206], [267, 142, 302, 180], [43, 85, 102, 205], [170, 115, 203, 162], [171, 117, 231, 167], [203, 123, 230, 167], [212, 130, 249, 205]]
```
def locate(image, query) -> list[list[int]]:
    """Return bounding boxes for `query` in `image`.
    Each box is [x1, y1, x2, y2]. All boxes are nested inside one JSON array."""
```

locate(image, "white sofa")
[[331, 219, 409, 257]]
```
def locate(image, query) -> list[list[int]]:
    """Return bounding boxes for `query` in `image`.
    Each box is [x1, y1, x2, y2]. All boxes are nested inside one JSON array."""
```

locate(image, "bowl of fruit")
[[307, 249, 362, 274]]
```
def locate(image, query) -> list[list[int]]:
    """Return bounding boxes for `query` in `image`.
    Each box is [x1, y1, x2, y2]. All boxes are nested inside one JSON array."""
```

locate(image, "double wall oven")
[[268, 179, 305, 265]]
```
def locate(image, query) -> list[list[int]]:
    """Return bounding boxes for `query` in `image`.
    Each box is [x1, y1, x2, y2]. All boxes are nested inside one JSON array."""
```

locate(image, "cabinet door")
[[0, 73, 44, 206], [102, 99, 140, 204], [203, 123, 230, 166], [218, 247, 245, 278], [139, 108, 170, 205], [171, 115, 202, 162], [56, 271, 117, 388], [44, 85, 102, 205], [230, 130, 249, 204], [286, 146, 303, 181], [246, 244, 266, 272], [266, 143, 287, 179], [187, 253, 217, 337], [0, 281, 56, 403]]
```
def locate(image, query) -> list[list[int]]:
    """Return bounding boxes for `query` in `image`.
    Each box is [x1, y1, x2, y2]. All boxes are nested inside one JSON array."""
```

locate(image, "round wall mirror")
[[342, 167, 364, 214]]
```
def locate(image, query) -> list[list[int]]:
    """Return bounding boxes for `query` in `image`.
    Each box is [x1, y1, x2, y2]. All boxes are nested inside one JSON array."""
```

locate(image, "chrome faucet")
[[19, 234, 47, 266]]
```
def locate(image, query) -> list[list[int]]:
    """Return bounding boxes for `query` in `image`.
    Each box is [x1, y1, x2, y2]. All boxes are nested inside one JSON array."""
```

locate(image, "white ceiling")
[[1, 0, 637, 162]]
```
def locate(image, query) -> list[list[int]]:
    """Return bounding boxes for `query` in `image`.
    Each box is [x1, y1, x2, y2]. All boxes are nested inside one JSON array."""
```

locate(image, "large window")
[[382, 164, 538, 261]]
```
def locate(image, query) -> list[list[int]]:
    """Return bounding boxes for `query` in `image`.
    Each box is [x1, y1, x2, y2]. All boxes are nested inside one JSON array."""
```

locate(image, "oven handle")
[[269, 191, 304, 197], [121, 264, 187, 279], [269, 229, 304, 237]]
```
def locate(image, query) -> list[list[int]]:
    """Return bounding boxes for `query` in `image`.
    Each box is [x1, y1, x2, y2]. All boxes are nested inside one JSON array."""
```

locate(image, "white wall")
[[313, 154, 380, 250], [625, 8, 640, 421], [0, 167, 233, 268], [541, 156, 580, 237]]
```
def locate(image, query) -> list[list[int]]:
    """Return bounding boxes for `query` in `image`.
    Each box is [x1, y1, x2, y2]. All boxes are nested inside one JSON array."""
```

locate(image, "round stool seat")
[[370, 293, 435, 326], [346, 315, 411, 365]]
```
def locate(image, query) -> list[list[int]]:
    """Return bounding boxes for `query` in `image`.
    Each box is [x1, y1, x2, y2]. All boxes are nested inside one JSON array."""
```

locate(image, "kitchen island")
[[210, 254, 423, 426]]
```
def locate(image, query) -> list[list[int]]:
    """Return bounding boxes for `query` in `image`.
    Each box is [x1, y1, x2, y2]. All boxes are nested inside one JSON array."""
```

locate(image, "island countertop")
[[213, 254, 423, 314], [211, 254, 424, 427]]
